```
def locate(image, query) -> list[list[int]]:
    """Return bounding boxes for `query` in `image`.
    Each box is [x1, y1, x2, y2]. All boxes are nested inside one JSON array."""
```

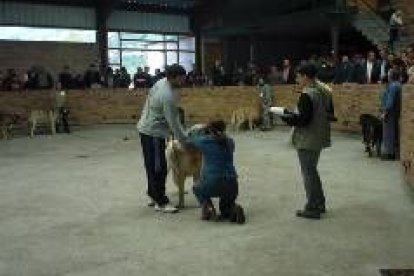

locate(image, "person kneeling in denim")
[[188, 120, 245, 224]]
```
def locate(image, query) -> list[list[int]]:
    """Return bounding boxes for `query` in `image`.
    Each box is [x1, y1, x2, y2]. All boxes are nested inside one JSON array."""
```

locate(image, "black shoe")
[[296, 209, 321, 220], [201, 203, 217, 221], [305, 205, 326, 214], [381, 154, 396, 161], [147, 200, 156, 207], [230, 204, 246, 224], [318, 206, 326, 214], [216, 214, 229, 222]]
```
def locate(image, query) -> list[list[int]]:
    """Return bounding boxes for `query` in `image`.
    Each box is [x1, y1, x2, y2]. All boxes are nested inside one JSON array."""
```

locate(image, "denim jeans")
[[193, 176, 238, 218]]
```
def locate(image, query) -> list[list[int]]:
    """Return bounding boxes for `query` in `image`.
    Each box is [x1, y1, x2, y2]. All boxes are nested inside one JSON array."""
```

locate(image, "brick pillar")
[[96, 0, 113, 80]]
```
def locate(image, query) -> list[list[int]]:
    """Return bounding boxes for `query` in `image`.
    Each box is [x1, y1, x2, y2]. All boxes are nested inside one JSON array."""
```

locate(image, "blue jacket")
[[381, 81, 402, 116], [189, 135, 237, 180]]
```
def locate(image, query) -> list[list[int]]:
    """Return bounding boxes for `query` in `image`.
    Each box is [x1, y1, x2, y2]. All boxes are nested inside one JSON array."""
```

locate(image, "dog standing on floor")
[[165, 124, 204, 208], [230, 107, 259, 131], [0, 113, 21, 140], [29, 110, 57, 137], [359, 114, 383, 157]]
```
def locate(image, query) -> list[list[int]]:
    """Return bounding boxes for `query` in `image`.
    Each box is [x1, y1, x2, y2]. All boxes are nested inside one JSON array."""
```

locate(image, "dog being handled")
[[359, 114, 383, 157], [165, 124, 205, 208], [0, 112, 21, 140]]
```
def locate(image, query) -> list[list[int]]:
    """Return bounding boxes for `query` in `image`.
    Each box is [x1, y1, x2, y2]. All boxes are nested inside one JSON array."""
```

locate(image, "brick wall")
[[0, 84, 413, 187], [0, 85, 384, 128], [400, 87, 414, 188], [0, 87, 260, 126], [277, 84, 382, 132], [0, 41, 99, 80]]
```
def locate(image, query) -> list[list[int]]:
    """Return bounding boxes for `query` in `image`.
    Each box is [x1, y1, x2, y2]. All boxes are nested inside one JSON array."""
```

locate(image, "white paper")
[[270, 106, 286, 116]]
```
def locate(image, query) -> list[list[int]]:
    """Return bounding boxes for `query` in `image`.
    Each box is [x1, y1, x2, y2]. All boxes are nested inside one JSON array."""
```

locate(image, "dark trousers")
[[56, 107, 70, 133], [395, 117, 400, 159], [389, 27, 400, 51], [193, 176, 238, 218], [139, 133, 169, 205], [382, 113, 398, 156], [297, 149, 325, 211]]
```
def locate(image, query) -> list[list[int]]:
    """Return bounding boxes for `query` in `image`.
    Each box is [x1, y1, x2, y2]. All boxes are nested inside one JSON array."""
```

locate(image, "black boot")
[[381, 154, 395, 161], [201, 202, 217, 221], [296, 209, 321, 220], [230, 204, 246, 224]]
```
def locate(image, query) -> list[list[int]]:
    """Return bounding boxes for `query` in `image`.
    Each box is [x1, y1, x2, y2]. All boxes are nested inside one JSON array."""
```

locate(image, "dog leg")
[[367, 144, 373, 157], [30, 119, 36, 138], [1, 127, 7, 140], [50, 111, 56, 135], [7, 125, 13, 140], [230, 111, 237, 132], [174, 173, 186, 209], [249, 116, 254, 131]]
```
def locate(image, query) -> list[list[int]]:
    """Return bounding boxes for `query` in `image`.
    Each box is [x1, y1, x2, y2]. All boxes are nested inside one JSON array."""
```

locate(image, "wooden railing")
[[347, 0, 379, 12]]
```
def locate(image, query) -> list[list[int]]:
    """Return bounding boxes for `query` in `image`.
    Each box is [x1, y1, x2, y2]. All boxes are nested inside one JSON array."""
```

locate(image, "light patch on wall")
[[0, 26, 96, 43]]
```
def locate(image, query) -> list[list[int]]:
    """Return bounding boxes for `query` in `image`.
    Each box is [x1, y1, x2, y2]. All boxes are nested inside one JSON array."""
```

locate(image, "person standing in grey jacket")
[[137, 64, 187, 213], [282, 63, 333, 220], [258, 76, 273, 130]]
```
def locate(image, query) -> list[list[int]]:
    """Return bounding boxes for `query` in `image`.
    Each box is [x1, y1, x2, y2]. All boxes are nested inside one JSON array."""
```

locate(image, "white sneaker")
[[154, 204, 178, 213], [154, 204, 162, 211]]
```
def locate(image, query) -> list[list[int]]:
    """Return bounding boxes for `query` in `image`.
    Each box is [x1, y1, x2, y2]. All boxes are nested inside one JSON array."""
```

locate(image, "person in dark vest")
[[258, 76, 273, 130], [334, 55, 354, 84], [119, 67, 131, 88], [84, 64, 102, 89], [281, 63, 333, 220], [133, 67, 148, 89], [281, 59, 296, 84], [59, 65, 73, 90], [362, 51, 381, 84]]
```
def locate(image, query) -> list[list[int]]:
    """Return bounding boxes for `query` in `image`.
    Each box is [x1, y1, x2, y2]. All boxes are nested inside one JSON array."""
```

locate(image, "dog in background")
[[359, 114, 382, 157], [0, 112, 21, 140], [165, 124, 204, 208], [230, 107, 259, 131], [29, 110, 57, 137]]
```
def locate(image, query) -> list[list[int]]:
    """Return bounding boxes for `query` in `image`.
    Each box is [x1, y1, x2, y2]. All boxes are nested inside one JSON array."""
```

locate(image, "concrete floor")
[[0, 125, 413, 276]]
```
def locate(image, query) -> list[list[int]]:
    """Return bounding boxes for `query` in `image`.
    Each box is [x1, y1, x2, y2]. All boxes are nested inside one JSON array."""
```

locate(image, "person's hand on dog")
[[380, 112, 388, 122]]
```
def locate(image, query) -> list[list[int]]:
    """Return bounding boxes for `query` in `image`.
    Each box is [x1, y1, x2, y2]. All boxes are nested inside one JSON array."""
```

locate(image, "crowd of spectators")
[[0, 43, 413, 92], [209, 44, 414, 87], [0, 63, 169, 91]]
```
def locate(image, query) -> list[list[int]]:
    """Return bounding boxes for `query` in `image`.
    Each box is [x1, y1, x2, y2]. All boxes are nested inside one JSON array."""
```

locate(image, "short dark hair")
[[389, 69, 401, 81], [206, 120, 226, 133], [165, 64, 186, 78], [296, 63, 317, 79]]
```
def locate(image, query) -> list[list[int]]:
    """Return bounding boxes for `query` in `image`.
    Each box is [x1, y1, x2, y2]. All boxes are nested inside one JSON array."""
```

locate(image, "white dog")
[[29, 110, 56, 137]]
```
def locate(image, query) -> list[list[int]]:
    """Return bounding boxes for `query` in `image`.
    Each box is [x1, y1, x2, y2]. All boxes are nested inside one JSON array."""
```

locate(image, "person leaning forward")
[[137, 64, 188, 213]]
